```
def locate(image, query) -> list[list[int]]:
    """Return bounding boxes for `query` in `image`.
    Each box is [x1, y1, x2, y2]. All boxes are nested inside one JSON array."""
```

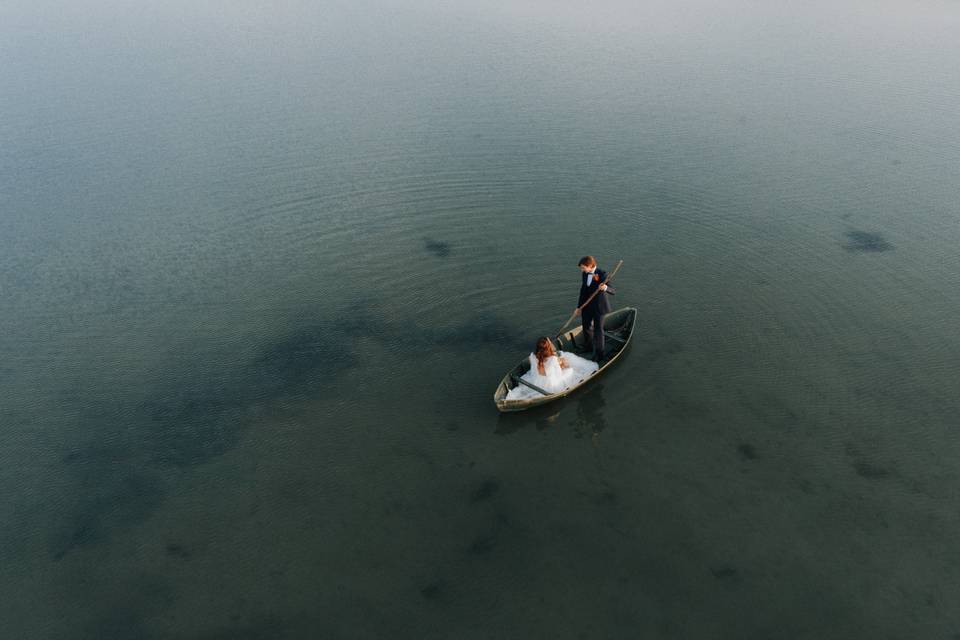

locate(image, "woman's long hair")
[[534, 337, 555, 371]]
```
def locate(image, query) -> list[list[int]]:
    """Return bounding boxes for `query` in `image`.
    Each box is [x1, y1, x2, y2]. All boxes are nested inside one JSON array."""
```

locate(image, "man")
[[574, 255, 615, 362]]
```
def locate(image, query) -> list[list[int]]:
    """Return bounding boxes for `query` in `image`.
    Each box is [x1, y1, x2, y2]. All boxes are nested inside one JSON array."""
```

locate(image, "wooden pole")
[[557, 259, 623, 335]]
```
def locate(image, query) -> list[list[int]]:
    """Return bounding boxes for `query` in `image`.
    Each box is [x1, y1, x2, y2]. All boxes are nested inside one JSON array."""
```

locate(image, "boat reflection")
[[493, 383, 607, 438]]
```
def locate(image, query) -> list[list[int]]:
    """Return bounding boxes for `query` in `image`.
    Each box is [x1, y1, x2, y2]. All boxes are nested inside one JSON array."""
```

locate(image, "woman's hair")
[[578, 255, 597, 267], [534, 337, 555, 370]]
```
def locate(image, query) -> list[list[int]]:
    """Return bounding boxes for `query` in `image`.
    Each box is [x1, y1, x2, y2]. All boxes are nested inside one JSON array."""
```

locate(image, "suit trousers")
[[581, 310, 605, 359]]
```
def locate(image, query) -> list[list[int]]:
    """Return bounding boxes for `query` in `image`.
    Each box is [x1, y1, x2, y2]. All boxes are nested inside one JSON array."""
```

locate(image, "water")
[[3, 0, 960, 637]]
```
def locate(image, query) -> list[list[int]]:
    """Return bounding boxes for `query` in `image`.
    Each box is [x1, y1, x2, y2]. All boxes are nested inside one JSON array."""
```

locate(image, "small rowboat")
[[493, 307, 637, 412]]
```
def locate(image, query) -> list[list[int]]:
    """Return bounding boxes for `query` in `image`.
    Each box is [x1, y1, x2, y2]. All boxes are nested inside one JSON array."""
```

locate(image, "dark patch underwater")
[[843, 230, 893, 252], [423, 237, 451, 257], [46, 305, 526, 558]]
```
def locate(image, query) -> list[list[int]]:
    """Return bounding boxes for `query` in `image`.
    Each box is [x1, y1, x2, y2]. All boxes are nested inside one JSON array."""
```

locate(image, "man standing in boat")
[[574, 255, 615, 362]]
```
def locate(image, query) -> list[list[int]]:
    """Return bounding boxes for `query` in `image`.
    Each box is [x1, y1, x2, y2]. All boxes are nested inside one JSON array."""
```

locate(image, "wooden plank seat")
[[510, 374, 550, 397], [603, 331, 627, 344]]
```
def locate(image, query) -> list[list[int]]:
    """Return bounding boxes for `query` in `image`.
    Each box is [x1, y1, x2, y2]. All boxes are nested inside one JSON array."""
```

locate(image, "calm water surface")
[[3, 0, 960, 637]]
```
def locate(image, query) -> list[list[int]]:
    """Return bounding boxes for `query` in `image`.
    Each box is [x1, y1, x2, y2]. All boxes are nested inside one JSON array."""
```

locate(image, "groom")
[[574, 255, 615, 362]]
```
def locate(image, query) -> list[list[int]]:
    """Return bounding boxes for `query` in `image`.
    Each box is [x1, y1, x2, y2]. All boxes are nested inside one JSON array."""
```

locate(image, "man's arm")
[[596, 269, 615, 294]]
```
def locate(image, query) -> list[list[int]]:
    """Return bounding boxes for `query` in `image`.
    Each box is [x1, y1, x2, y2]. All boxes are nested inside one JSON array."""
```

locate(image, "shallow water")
[[3, 0, 960, 637]]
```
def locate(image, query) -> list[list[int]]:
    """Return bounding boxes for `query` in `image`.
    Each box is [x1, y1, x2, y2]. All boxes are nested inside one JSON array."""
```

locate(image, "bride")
[[505, 336, 599, 401]]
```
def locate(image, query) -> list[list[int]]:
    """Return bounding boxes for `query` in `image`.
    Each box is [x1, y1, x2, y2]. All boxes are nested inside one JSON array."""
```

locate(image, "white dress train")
[[505, 351, 599, 401]]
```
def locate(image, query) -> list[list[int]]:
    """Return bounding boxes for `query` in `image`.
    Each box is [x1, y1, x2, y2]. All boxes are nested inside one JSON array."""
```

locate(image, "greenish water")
[[3, 0, 960, 637]]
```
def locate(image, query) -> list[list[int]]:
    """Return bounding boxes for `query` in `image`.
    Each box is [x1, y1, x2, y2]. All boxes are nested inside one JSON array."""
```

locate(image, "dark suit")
[[578, 268, 615, 360]]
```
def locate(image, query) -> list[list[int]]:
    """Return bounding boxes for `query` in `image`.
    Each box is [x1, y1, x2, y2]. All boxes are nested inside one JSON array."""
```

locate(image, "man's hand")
[[599, 284, 607, 291], [573, 308, 580, 316]]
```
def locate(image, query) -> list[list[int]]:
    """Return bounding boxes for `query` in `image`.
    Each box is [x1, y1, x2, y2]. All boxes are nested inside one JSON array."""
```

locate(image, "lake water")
[[3, 0, 960, 637]]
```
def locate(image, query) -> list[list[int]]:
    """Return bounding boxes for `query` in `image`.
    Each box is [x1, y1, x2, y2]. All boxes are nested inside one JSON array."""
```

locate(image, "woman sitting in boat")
[[505, 336, 599, 401]]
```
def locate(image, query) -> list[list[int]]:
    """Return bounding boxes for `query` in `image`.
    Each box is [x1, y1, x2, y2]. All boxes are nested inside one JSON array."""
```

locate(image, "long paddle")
[[557, 259, 623, 335]]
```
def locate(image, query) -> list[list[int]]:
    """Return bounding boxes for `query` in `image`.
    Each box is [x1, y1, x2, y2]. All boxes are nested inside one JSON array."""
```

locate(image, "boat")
[[493, 307, 637, 412]]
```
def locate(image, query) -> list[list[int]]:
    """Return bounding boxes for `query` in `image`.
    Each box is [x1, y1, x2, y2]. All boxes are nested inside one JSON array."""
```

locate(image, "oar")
[[557, 259, 623, 335]]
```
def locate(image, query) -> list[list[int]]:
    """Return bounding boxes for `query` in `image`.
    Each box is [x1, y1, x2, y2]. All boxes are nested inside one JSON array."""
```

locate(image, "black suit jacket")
[[578, 268, 615, 315]]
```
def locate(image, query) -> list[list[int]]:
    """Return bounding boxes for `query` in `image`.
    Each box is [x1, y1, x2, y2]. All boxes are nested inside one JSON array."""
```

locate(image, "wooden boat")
[[493, 307, 637, 412]]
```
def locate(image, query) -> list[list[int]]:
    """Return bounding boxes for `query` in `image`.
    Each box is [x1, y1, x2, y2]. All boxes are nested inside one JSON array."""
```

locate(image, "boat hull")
[[493, 307, 637, 412]]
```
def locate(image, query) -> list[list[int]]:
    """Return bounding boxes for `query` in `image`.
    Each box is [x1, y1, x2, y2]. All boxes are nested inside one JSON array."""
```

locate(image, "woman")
[[505, 337, 599, 401]]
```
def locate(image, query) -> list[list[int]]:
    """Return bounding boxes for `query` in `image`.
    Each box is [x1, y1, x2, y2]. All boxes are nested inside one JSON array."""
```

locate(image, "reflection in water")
[[494, 406, 561, 436], [535, 412, 561, 431], [494, 383, 607, 440], [573, 383, 607, 446]]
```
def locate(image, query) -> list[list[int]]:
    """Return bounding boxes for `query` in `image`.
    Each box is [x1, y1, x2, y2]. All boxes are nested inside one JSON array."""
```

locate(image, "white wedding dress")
[[505, 351, 599, 401]]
